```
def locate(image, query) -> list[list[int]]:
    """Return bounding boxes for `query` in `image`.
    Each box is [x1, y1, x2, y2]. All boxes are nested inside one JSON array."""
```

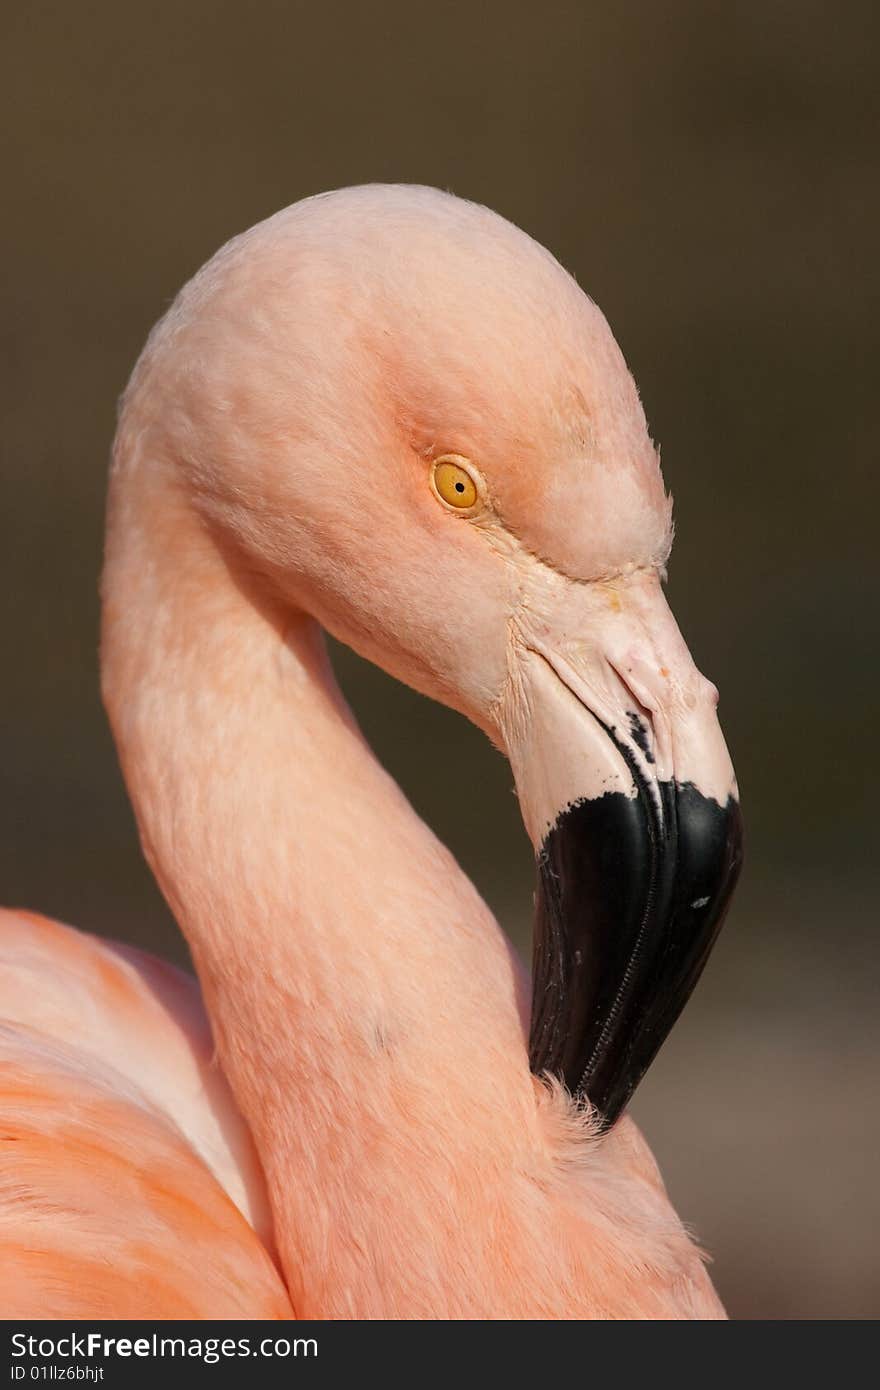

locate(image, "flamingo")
[[1, 184, 743, 1320]]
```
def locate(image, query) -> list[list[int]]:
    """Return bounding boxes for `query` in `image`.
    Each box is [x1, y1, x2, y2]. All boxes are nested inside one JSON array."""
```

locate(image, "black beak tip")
[[529, 781, 743, 1127]]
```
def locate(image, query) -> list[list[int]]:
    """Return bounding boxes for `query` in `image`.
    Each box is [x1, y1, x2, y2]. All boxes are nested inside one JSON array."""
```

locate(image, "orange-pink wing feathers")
[[0, 909, 293, 1318]]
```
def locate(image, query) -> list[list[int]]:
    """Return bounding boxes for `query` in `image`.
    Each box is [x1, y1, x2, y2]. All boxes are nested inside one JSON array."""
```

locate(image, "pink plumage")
[[2, 185, 738, 1318]]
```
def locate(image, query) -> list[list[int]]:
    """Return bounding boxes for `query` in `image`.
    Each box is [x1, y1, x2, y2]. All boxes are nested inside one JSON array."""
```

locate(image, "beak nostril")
[[626, 710, 655, 766]]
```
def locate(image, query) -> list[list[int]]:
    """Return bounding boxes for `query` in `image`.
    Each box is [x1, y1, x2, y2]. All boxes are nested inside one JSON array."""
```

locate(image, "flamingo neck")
[[101, 469, 550, 1316]]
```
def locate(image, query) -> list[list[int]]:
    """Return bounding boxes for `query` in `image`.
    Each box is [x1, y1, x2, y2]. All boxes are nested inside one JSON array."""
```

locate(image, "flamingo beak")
[[504, 574, 744, 1128]]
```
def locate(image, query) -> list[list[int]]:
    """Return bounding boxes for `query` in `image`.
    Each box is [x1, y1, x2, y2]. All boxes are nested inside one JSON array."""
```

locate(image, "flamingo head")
[[120, 184, 743, 1126]]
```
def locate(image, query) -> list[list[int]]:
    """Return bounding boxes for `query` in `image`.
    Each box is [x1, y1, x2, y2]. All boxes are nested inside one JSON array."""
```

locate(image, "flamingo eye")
[[431, 456, 480, 511]]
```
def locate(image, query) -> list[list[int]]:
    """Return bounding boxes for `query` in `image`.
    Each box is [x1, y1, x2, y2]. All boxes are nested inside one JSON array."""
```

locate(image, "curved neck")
[[102, 463, 548, 1315]]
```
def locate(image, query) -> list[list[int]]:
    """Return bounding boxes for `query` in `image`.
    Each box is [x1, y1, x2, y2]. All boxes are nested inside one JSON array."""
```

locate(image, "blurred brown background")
[[2, 1, 877, 1319]]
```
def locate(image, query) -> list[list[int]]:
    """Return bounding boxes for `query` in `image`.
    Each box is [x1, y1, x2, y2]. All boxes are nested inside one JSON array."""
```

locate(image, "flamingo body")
[[0, 909, 291, 1318], [0, 909, 721, 1319]]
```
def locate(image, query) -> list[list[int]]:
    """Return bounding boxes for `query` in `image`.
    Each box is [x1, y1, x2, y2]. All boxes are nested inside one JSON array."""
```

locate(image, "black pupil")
[[455, 482, 465, 492]]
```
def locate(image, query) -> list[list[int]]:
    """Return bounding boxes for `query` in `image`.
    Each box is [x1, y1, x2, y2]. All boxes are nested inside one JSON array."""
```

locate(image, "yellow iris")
[[432, 456, 479, 510]]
